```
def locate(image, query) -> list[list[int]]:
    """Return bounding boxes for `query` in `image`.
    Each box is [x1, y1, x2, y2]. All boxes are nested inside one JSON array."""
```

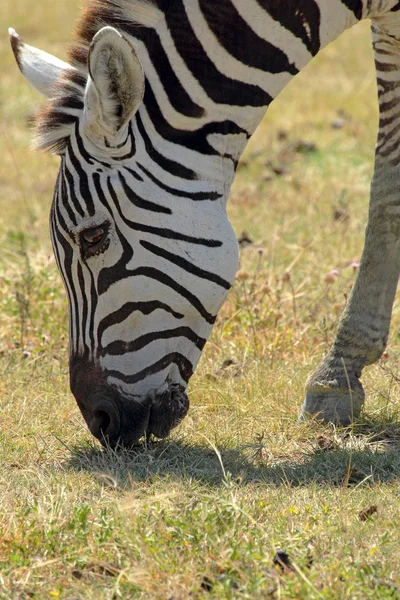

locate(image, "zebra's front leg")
[[301, 19, 400, 425], [302, 163, 400, 424]]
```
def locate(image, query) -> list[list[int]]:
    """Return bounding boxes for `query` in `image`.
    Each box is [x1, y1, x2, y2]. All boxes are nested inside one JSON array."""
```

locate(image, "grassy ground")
[[2, 3, 400, 599]]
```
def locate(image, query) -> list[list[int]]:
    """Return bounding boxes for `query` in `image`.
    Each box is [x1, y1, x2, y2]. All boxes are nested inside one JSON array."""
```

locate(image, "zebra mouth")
[[98, 383, 189, 448], [146, 383, 189, 439], [88, 383, 189, 448], [70, 355, 189, 448]]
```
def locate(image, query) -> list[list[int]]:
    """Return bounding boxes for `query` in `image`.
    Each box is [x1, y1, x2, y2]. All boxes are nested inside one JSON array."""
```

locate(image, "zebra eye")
[[82, 227, 105, 245], [79, 223, 110, 258]]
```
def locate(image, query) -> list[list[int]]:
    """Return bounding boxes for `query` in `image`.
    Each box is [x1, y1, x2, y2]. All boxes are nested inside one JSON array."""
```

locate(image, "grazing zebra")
[[9, 0, 400, 446]]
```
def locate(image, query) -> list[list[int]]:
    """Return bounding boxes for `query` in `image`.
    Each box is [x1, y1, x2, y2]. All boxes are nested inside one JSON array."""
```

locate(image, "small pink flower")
[[351, 262, 359, 271], [324, 269, 339, 284], [256, 247, 264, 255], [23, 350, 31, 358]]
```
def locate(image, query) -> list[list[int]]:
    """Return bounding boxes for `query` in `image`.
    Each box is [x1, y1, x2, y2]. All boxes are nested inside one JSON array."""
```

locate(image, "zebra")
[[9, 0, 400, 447]]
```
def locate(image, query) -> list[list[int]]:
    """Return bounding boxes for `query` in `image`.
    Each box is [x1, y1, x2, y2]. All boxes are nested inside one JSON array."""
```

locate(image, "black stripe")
[[200, 0, 297, 76], [64, 70, 87, 90], [124, 167, 144, 182], [60, 170, 78, 226], [106, 122, 137, 161], [104, 123, 131, 149], [143, 28, 205, 118], [255, 0, 321, 56], [50, 202, 70, 301], [66, 140, 95, 216], [100, 265, 216, 324], [103, 326, 206, 356], [137, 163, 222, 201], [61, 94, 84, 112], [86, 265, 97, 355], [143, 82, 217, 155], [53, 203, 80, 355], [140, 239, 231, 290], [389, 154, 400, 167], [77, 261, 90, 357], [378, 120, 400, 147], [106, 177, 223, 247], [92, 172, 114, 214], [166, 0, 272, 106], [121, 220, 222, 247], [50, 207, 77, 352], [74, 120, 134, 189], [64, 164, 85, 219], [375, 59, 399, 73], [105, 352, 194, 384], [39, 110, 77, 134], [92, 174, 136, 296], [74, 126, 95, 165], [341, 0, 363, 20], [97, 237, 135, 296], [50, 202, 63, 274], [136, 112, 197, 180], [143, 82, 248, 157], [118, 172, 172, 214], [97, 301, 184, 344], [377, 136, 400, 158], [137, 163, 221, 200]]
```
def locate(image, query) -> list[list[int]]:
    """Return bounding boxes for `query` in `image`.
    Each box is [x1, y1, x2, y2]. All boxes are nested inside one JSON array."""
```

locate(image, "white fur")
[[9, 28, 73, 97], [113, 0, 163, 28]]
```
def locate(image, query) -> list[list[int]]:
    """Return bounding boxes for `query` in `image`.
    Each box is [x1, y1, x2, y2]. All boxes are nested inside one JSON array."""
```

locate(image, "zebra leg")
[[301, 18, 400, 425]]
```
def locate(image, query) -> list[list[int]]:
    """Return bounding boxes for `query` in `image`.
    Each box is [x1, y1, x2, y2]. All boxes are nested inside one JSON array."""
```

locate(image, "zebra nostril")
[[88, 403, 120, 443], [95, 410, 111, 434]]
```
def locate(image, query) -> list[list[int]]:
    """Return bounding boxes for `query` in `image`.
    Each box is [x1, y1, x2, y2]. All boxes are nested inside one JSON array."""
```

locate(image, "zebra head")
[[10, 26, 240, 447]]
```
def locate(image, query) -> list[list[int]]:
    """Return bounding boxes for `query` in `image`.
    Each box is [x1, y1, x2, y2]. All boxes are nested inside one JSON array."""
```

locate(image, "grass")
[[2, 3, 400, 598]]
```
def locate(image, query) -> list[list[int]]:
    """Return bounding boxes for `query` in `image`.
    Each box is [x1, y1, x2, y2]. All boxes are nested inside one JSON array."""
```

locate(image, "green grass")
[[2, 4, 400, 598]]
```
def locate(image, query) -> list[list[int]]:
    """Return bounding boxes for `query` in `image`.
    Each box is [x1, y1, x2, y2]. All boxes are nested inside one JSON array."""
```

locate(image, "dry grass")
[[2, 3, 400, 598]]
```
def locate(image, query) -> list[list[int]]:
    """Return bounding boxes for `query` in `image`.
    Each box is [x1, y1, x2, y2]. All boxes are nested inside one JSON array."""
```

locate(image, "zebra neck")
[[35, 0, 385, 156], [130, 102, 254, 199], [123, 0, 371, 188]]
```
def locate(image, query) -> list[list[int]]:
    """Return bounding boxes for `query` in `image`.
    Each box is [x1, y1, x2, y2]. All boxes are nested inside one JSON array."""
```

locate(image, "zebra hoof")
[[300, 373, 365, 426]]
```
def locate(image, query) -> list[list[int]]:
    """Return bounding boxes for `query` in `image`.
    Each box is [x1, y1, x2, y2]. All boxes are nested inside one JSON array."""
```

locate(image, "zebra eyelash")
[[79, 222, 110, 259]]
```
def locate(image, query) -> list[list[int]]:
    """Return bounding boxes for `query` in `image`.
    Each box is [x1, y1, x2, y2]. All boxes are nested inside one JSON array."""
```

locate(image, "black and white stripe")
[[39, 0, 400, 400]]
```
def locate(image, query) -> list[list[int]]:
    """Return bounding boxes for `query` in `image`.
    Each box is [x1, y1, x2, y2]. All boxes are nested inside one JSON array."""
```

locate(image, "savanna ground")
[[2, 3, 400, 599]]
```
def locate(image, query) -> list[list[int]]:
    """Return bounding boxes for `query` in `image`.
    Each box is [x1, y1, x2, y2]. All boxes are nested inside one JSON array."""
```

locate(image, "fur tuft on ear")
[[9, 28, 73, 97], [83, 26, 145, 145]]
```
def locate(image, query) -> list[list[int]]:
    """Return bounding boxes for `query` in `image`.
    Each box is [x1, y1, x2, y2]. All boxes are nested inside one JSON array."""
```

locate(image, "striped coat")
[[10, 0, 400, 445]]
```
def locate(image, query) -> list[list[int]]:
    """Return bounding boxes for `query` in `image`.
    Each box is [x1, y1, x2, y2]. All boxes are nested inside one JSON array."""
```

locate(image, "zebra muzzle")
[[85, 386, 189, 447], [147, 384, 190, 439], [84, 389, 153, 448], [70, 357, 189, 447], [87, 398, 121, 443]]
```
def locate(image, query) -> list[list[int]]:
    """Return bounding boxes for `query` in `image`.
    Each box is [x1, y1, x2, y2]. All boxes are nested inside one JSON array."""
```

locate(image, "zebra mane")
[[35, 0, 166, 154]]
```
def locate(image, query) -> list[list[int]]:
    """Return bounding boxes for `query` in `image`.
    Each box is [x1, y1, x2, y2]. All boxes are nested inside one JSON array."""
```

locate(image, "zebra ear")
[[83, 27, 144, 145], [9, 28, 73, 97]]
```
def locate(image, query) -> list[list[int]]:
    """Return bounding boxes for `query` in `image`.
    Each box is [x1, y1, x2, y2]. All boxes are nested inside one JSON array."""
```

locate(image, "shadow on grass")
[[65, 416, 400, 488]]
